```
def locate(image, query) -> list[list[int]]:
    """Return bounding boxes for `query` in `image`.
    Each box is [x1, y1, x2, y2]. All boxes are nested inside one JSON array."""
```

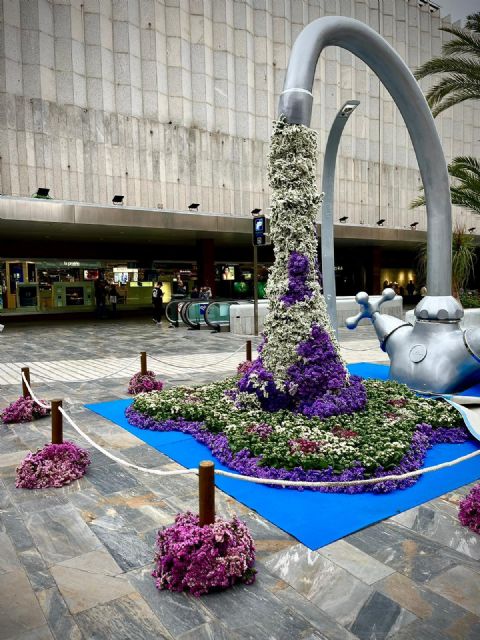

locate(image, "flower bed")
[[1, 396, 50, 424], [458, 484, 480, 534], [152, 512, 256, 596], [128, 371, 164, 395], [16, 441, 91, 489], [126, 376, 469, 493]]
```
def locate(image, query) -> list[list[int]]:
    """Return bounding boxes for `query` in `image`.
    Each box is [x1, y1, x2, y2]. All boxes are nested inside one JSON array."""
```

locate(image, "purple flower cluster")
[[1, 396, 50, 424], [128, 371, 164, 395], [16, 441, 90, 489], [152, 511, 256, 597], [458, 484, 480, 534], [238, 324, 367, 418], [126, 407, 469, 494], [280, 252, 313, 307], [245, 423, 273, 440]]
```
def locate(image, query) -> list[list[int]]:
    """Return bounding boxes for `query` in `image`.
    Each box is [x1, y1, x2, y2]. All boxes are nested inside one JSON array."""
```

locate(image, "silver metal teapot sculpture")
[[279, 16, 480, 394], [345, 290, 480, 393]]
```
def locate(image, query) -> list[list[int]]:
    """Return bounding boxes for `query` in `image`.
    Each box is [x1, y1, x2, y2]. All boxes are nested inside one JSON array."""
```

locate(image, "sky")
[[437, 0, 480, 23]]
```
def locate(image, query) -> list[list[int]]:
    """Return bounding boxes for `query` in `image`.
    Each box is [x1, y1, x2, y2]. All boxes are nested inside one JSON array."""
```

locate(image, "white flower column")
[[260, 117, 345, 388]]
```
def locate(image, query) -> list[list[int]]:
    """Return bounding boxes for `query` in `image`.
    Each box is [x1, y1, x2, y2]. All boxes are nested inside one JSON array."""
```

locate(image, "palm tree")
[[416, 225, 476, 299], [410, 156, 480, 215], [415, 13, 480, 117]]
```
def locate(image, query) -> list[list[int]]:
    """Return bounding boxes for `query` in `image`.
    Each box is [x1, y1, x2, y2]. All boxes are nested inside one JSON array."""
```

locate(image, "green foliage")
[[132, 377, 462, 475], [416, 226, 476, 296], [415, 12, 480, 117], [460, 291, 480, 308], [411, 156, 480, 216]]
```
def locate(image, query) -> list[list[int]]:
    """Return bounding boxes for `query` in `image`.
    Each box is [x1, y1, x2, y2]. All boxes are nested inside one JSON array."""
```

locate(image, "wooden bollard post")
[[21, 367, 31, 398], [140, 351, 147, 375], [246, 340, 252, 362], [51, 399, 63, 445], [199, 461, 215, 526]]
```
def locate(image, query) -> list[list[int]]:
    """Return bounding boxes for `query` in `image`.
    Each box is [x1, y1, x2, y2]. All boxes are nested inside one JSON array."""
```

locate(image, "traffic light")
[[252, 215, 266, 246]]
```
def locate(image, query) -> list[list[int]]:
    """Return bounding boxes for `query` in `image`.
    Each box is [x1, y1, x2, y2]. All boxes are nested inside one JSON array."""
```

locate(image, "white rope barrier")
[[22, 367, 480, 489], [58, 407, 198, 478], [214, 448, 480, 487], [21, 372, 50, 409], [148, 342, 247, 370], [26, 356, 140, 383]]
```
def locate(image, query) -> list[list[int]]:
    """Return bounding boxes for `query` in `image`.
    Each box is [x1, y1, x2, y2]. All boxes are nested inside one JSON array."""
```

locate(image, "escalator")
[[204, 301, 239, 332]]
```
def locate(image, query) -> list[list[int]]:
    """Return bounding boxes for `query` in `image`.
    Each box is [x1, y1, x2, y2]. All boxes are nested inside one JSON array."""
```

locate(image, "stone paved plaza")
[[0, 317, 479, 640]]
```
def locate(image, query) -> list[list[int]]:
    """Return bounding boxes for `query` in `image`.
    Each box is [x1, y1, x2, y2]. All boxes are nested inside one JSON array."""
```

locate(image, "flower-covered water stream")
[[127, 119, 470, 493]]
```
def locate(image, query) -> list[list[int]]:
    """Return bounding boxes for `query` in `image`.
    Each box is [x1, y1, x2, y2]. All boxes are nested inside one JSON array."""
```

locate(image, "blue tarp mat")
[[85, 363, 480, 549]]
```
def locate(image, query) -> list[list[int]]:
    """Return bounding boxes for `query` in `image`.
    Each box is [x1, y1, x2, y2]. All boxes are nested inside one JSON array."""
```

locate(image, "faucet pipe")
[[278, 16, 451, 298]]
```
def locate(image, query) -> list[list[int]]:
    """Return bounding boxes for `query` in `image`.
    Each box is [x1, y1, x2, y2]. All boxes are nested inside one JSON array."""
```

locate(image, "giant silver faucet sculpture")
[[279, 16, 480, 393]]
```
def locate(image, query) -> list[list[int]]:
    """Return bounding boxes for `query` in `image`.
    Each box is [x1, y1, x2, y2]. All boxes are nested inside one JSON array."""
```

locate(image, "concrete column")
[[196, 238, 216, 296]]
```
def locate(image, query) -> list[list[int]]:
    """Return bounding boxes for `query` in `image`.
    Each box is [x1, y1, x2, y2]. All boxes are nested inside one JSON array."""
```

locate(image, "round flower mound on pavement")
[[126, 377, 470, 494], [458, 484, 480, 534], [152, 512, 256, 597], [1, 396, 50, 424], [128, 371, 164, 395], [16, 441, 91, 489]]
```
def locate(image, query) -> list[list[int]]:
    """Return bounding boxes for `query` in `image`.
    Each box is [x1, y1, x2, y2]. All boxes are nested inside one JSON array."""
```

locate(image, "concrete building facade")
[[1, 0, 478, 230]]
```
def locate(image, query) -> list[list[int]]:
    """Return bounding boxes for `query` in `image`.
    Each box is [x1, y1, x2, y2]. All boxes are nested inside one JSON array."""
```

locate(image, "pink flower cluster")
[[1, 396, 50, 424], [245, 423, 273, 440], [16, 441, 91, 489], [237, 360, 255, 375], [331, 426, 358, 439], [458, 484, 480, 534], [128, 371, 164, 395], [152, 512, 256, 597], [289, 438, 326, 455]]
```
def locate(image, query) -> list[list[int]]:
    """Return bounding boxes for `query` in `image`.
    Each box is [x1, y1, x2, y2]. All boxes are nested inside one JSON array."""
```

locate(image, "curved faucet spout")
[[278, 16, 451, 297]]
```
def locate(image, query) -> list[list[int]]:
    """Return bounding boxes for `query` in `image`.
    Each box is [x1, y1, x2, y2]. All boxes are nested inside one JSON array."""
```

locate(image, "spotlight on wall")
[[339, 216, 349, 223], [468, 227, 476, 233], [251, 208, 262, 215], [376, 218, 386, 226], [34, 188, 51, 198], [112, 195, 124, 205], [410, 221, 419, 229], [188, 203, 200, 210]]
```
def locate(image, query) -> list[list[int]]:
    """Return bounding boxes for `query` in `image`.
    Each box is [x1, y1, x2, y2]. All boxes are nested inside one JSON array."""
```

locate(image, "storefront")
[[0, 258, 183, 315]]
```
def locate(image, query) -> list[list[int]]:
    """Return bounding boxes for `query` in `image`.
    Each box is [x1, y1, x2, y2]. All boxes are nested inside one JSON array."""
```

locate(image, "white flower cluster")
[[261, 118, 345, 387]]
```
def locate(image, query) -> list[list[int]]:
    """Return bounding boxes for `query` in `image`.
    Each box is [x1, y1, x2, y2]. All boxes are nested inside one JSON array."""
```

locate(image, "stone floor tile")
[[348, 590, 417, 640], [9, 626, 54, 640], [50, 556, 134, 614], [318, 539, 395, 585], [36, 587, 83, 640], [88, 521, 152, 571], [176, 621, 244, 640], [375, 570, 480, 634], [17, 548, 56, 592], [346, 522, 470, 583], [127, 565, 210, 638], [0, 450, 31, 469], [0, 569, 47, 640], [263, 543, 374, 626], [426, 565, 480, 616], [74, 592, 171, 639], [392, 504, 480, 561], [84, 459, 140, 495], [269, 585, 359, 640], [0, 531, 21, 574], [0, 509, 35, 552], [25, 504, 103, 566], [201, 581, 316, 640]]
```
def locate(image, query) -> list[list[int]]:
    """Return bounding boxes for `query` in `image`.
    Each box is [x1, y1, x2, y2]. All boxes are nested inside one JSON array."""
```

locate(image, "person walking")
[[152, 281, 164, 324], [109, 282, 118, 317]]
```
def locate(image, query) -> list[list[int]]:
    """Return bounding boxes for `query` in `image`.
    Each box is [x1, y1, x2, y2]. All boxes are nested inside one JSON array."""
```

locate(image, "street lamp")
[[321, 100, 359, 337]]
